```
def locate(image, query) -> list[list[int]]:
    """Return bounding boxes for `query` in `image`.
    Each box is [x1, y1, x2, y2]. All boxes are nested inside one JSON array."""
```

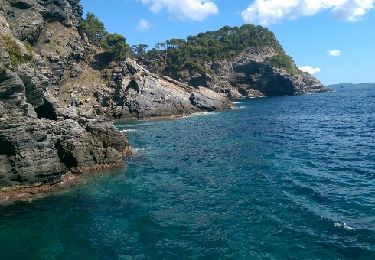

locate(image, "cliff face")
[[96, 59, 231, 118], [203, 47, 325, 98], [0, 0, 130, 188], [139, 25, 326, 99], [0, 0, 231, 189]]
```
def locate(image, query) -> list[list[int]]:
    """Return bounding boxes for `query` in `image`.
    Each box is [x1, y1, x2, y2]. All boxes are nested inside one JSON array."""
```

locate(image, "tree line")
[[80, 13, 296, 75], [79, 13, 151, 60], [144, 24, 297, 77]]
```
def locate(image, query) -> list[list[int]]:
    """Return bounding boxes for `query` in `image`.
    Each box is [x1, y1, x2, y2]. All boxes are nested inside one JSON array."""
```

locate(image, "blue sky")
[[81, 0, 375, 85]]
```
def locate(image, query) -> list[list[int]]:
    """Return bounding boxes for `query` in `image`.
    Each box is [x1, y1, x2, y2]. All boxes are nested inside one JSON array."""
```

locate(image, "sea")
[[0, 84, 374, 259]]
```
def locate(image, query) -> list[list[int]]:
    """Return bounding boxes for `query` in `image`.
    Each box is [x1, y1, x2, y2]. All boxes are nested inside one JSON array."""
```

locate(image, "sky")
[[81, 0, 375, 85]]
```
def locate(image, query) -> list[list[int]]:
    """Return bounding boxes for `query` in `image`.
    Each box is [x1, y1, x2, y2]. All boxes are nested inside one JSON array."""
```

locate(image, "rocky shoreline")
[[0, 141, 134, 205], [0, 161, 127, 205], [0, 0, 327, 202], [0, 108, 231, 205]]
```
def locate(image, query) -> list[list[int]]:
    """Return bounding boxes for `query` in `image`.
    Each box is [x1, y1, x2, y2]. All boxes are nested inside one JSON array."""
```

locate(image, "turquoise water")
[[1, 85, 375, 259]]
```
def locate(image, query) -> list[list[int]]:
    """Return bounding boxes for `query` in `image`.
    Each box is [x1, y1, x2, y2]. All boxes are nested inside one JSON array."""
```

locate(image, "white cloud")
[[137, 19, 151, 31], [241, 0, 375, 25], [140, 0, 219, 21], [298, 65, 321, 74], [327, 49, 342, 56]]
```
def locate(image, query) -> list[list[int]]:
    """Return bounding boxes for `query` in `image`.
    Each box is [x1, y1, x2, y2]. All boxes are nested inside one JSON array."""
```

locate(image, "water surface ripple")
[[0, 85, 374, 259]]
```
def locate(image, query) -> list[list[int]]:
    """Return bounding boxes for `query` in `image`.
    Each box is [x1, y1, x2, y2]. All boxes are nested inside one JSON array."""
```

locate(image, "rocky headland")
[[138, 25, 326, 98], [0, 0, 326, 201]]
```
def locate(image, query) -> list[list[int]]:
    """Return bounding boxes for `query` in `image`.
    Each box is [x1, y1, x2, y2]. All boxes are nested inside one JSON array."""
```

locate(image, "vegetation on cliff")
[[79, 12, 107, 46], [144, 25, 298, 77], [78, 13, 318, 96], [79, 15, 297, 76], [79, 12, 131, 61], [3, 35, 33, 66]]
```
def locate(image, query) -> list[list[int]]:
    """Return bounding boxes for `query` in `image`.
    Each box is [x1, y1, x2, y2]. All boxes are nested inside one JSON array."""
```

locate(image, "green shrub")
[[101, 33, 131, 61], [80, 13, 131, 62], [79, 12, 107, 46], [132, 44, 149, 56], [266, 54, 297, 74], [3, 35, 32, 66]]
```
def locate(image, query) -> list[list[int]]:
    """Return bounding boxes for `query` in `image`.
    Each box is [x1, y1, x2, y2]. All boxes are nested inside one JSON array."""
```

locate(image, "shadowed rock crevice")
[[41, 11, 65, 23], [0, 137, 16, 156], [92, 52, 112, 70], [0, 71, 11, 85], [126, 79, 140, 93], [9, 174, 23, 183], [9, 1, 32, 9], [34, 99, 58, 120], [55, 140, 78, 169]]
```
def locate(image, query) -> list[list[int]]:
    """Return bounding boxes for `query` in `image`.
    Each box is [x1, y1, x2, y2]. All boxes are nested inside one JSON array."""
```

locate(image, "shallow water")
[[1, 85, 375, 259]]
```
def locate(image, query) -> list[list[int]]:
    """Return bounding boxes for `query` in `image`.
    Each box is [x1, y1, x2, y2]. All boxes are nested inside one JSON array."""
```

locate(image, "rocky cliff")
[[0, 0, 231, 192], [0, 0, 128, 189], [139, 25, 326, 98]]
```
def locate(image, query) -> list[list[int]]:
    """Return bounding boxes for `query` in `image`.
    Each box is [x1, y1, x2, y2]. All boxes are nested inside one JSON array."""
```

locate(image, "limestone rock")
[[0, 0, 129, 189], [96, 59, 232, 119]]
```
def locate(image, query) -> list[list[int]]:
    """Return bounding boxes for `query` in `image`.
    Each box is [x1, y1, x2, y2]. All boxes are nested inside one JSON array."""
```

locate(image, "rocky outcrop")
[[0, 0, 129, 189], [95, 59, 231, 119], [139, 32, 327, 98], [0, 118, 128, 187], [201, 47, 326, 97]]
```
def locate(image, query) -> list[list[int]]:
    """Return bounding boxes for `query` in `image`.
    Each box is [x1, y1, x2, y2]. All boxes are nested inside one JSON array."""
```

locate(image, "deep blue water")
[[1, 85, 375, 259]]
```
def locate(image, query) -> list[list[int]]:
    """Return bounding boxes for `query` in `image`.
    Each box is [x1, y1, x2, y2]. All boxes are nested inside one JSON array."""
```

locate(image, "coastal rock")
[[0, 0, 129, 188], [0, 117, 128, 187], [95, 59, 232, 118], [190, 87, 230, 111], [214, 49, 326, 96]]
